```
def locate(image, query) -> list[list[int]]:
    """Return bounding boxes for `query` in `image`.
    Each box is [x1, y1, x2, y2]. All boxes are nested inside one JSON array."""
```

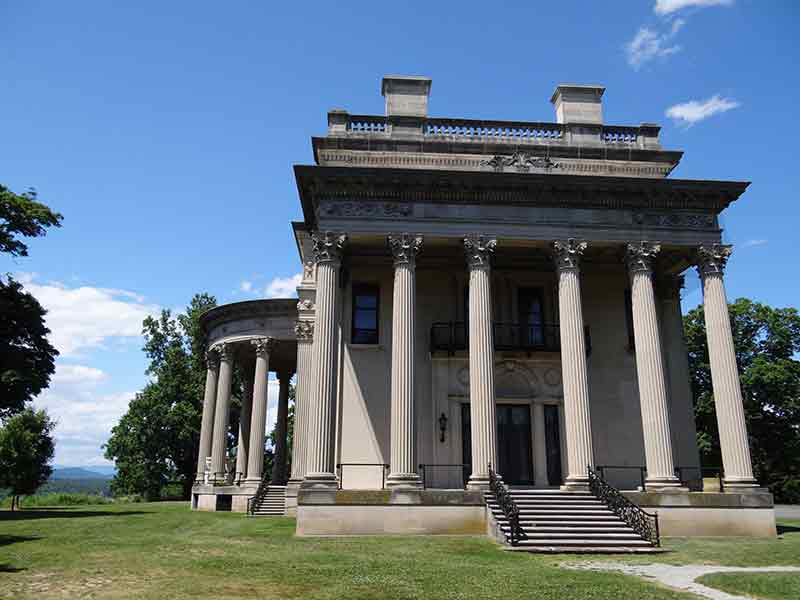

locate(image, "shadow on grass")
[[0, 510, 149, 521], [777, 524, 800, 535], [0, 563, 26, 573], [0, 534, 40, 548]]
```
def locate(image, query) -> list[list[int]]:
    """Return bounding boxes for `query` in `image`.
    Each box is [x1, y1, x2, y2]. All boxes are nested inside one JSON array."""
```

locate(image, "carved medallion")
[[481, 152, 560, 173]]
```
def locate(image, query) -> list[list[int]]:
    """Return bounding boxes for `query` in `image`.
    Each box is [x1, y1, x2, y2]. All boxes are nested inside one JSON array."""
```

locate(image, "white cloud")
[[264, 273, 302, 298], [240, 280, 253, 293], [665, 94, 740, 126], [655, 0, 733, 16], [17, 275, 160, 356], [51, 364, 107, 385], [743, 239, 768, 247], [626, 27, 681, 69]]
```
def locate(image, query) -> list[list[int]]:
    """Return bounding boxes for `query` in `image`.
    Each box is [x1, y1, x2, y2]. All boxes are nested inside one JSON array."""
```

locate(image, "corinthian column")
[[552, 239, 594, 488], [196, 348, 220, 481], [271, 370, 293, 485], [625, 242, 681, 489], [304, 231, 347, 490], [696, 244, 757, 488], [289, 321, 314, 485], [387, 234, 424, 489], [464, 235, 498, 490], [210, 342, 234, 482], [246, 337, 274, 483], [235, 360, 255, 481]]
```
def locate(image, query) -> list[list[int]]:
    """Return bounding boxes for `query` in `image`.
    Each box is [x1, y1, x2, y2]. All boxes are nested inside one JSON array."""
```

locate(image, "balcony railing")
[[430, 322, 591, 356]]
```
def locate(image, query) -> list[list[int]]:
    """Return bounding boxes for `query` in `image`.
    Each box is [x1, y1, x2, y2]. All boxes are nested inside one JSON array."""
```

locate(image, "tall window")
[[351, 284, 379, 344], [624, 289, 635, 350], [518, 288, 545, 347]]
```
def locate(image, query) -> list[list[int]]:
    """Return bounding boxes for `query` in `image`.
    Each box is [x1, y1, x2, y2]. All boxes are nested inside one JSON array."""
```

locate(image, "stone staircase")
[[486, 488, 662, 553], [249, 485, 286, 516]]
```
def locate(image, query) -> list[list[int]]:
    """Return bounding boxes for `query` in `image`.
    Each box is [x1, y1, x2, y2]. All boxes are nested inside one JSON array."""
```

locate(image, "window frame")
[[350, 283, 380, 345]]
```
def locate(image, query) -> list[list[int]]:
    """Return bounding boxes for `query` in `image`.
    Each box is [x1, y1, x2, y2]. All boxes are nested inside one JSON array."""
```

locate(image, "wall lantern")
[[438, 412, 448, 443]]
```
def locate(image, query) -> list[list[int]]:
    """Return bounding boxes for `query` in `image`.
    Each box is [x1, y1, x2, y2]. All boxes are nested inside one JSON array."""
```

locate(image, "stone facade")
[[190, 76, 773, 538]]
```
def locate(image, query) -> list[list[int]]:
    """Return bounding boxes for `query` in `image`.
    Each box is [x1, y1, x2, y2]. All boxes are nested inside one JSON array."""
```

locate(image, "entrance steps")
[[486, 489, 662, 553], [249, 485, 286, 516]]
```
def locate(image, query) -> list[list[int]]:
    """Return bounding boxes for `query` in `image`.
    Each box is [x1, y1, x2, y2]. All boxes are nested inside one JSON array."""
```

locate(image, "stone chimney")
[[381, 76, 432, 117], [550, 84, 605, 124]]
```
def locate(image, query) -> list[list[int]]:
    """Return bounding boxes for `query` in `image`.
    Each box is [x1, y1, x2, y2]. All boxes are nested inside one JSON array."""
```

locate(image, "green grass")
[[0, 502, 798, 600], [698, 571, 800, 600], [0, 493, 114, 509]]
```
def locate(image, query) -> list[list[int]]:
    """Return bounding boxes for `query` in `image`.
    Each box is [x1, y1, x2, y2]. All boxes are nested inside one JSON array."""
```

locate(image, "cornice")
[[199, 299, 298, 336]]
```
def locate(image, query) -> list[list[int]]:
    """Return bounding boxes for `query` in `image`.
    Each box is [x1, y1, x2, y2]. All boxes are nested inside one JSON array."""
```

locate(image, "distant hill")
[[52, 467, 113, 480]]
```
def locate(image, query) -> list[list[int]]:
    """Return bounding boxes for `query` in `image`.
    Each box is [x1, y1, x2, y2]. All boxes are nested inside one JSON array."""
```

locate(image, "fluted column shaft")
[[553, 239, 594, 487], [387, 234, 423, 487], [626, 242, 680, 488], [464, 235, 498, 489], [246, 338, 273, 483], [196, 350, 219, 480], [697, 245, 757, 487], [235, 364, 254, 480], [289, 325, 314, 483], [210, 343, 234, 480], [304, 232, 347, 487], [271, 372, 291, 485]]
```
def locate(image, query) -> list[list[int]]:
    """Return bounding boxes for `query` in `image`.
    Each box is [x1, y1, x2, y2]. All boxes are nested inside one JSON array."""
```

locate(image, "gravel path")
[[568, 563, 800, 600]]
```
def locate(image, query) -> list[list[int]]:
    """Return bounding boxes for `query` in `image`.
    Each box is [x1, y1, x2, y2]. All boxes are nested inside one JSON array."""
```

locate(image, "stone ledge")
[[623, 490, 774, 509], [297, 489, 484, 506]]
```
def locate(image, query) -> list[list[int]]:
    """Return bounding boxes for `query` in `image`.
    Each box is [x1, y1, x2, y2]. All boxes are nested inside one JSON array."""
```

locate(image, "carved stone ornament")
[[251, 337, 276, 357], [696, 244, 732, 278], [388, 233, 424, 267], [463, 235, 497, 269], [625, 241, 661, 275], [296, 298, 315, 312], [318, 201, 412, 218], [311, 231, 348, 265], [481, 151, 560, 173], [302, 260, 315, 283], [633, 212, 714, 229], [211, 342, 235, 362], [552, 239, 588, 271], [205, 347, 220, 370], [294, 320, 314, 341]]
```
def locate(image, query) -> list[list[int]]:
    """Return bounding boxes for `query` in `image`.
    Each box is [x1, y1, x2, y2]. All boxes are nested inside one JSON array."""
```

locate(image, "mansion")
[[191, 76, 775, 550]]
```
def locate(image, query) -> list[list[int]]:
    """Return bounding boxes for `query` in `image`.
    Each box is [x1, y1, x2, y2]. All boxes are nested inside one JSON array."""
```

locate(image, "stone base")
[[296, 489, 486, 536], [285, 480, 302, 517], [624, 490, 776, 537], [190, 482, 258, 512]]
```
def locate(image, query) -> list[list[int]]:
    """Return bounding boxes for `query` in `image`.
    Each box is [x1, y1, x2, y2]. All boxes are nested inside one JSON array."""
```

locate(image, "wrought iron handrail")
[[417, 463, 470, 490], [247, 476, 270, 515], [488, 464, 525, 546], [335, 463, 390, 490], [430, 321, 591, 356], [588, 465, 660, 547]]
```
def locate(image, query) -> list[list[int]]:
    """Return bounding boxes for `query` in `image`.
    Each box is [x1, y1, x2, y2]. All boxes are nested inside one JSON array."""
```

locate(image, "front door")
[[462, 403, 534, 486], [544, 404, 563, 486]]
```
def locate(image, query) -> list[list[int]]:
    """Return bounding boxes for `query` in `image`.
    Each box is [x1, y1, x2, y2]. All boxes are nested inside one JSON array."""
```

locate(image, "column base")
[[298, 473, 339, 504], [244, 476, 263, 485], [386, 473, 421, 489], [723, 479, 762, 493], [467, 475, 491, 491], [644, 475, 686, 492], [561, 475, 589, 492]]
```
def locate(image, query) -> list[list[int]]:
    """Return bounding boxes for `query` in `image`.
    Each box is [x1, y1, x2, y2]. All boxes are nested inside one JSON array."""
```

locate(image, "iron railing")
[[335, 463, 390, 490], [246, 476, 270, 515], [430, 322, 591, 356], [418, 463, 470, 490], [488, 464, 525, 546], [588, 465, 660, 547]]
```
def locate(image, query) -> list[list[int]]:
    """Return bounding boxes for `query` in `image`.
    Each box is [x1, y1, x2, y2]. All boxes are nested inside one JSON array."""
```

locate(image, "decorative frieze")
[[311, 231, 348, 265], [388, 233, 424, 267], [481, 151, 560, 172], [552, 239, 587, 272], [296, 298, 315, 312], [696, 244, 732, 278], [463, 235, 497, 270], [625, 241, 661, 275], [634, 212, 715, 229], [251, 337, 276, 357], [294, 320, 314, 341], [318, 201, 412, 218]]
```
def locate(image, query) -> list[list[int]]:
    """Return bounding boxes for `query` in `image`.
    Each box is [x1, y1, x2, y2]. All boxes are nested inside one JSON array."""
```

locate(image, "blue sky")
[[1, 0, 798, 466]]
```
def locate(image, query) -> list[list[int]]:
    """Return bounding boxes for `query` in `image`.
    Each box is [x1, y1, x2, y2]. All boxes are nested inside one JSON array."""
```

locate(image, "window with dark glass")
[[624, 289, 635, 350], [518, 288, 545, 347], [351, 284, 379, 344]]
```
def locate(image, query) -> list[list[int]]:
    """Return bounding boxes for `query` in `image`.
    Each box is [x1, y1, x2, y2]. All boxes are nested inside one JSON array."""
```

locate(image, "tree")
[[0, 277, 59, 418], [263, 387, 295, 481], [0, 409, 55, 510], [684, 298, 800, 502], [105, 293, 218, 500], [0, 185, 63, 258]]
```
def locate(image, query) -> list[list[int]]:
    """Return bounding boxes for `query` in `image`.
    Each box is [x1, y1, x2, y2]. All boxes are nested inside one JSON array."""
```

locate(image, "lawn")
[[0, 502, 797, 600]]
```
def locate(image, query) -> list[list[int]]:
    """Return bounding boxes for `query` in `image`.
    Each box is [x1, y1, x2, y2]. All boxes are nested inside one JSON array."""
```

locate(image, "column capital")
[[212, 341, 234, 362], [205, 347, 220, 370], [297, 298, 315, 313], [625, 241, 661, 276], [696, 243, 732, 278], [311, 231, 348, 266], [463, 234, 497, 270], [388, 233, 423, 267], [251, 336, 276, 357], [294, 320, 314, 342], [552, 238, 587, 272]]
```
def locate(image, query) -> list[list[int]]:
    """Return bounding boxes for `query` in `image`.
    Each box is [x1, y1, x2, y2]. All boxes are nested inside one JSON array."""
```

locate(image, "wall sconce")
[[438, 412, 448, 443]]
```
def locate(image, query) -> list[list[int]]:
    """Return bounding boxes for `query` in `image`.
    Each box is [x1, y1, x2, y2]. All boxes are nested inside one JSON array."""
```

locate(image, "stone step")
[[500, 530, 643, 540], [510, 538, 653, 548], [505, 545, 663, 554], [499, 526, 634, 533]]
